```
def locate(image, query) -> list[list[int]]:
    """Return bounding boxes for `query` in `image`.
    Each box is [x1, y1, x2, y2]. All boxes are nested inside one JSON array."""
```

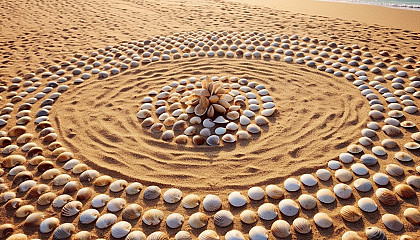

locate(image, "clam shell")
[[271, 220, 291, 238], [143, 186, 161, 200], [395, 152, 413, 162], [351, 163, 369, 175], [340, 205, 362, 222], [203, 194, 221, 211], [382, 214, 404, 231], [175, 231, 191, 240], [225, 230, 245, 240], [372, 173, 389, 186], [361, 154, 378, 165], [53, 223, 75, 239], [126, 182, 143, 195], [376, 188, 398, 205], [63, 181, 79, 194], [61, 201, 82, 217], [142, 209, 164, 226], [206, 135, 220, 146], [91, 194, 110, 208], [248, 187, 265, 201], [358, 197, 377, 212], [347, 144, 363, 154], [382, 139, 398, 148], [107, 198, 126, 212], [126, 231, 147, 240], [96, 213, 117, 229], [353, 178, 373, 192], [257, 203, 278, 220], [39, 217, 59, 233], [74, 231, 91, 240], [76, 187, 92, 201], [188, 212, 208, 228], [333, 183, 353, 199], [316, 169, 331, 181], [265, 185, 284, 199], [163, 188, 182, 203], [300, 174, 318, 186], [247, 124, 261, 134], [228, 191, 247, 207], [411, 132, 420, 141], [79, 209, 100, 224], [24, 212, 44, 226], [314, 212, 333, 228], [53, 174, 71, 186], [395, 184, 415, 198], [236, 130, 251, 140], [298, 194, 317, 210], [359, 137, 373, 146], [317, 189, 336, 204], [214, 210, 234, 227], [161, 130, 174, 141], [284, 178, 301, 192], [166, 213, 184, 228], [403, 208, 420, 225], [0, 192, 16, 204], [292, 217, 311, 234], [109, 179, 128, 192], [386, 164, 404, 177], [52, 194, 73, 208], [339, 153, 354, 163], [193, 135, 206, 145], [198, 230, 219, 240], [122, 204, 143, 220], [147, 231, 169, 240], [278, 199, 299, 216], [248, 226, 268, 240], [342, 231, 363, 240], [382, 125, 401, 136], [407, 176, 420, 188], [372, 146, 387, 156], [111, 221, 132, 238], [328, 160, 341, 170], [182, 194, 201, 209], [404, 142, 420, 150], [240, 210, 257, 224], [93, 175, 113, 186]]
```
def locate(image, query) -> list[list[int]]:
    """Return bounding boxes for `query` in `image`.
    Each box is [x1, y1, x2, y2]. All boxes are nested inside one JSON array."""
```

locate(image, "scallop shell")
[[240, 210, 257, 224], [354, 178, 373, 192], [107, 198, 126, 212], [79, 209, 100, 224], [225, 230, 245, 240], [342, 231, 363, 240], [382, 214, 404, 231], [278, 199, 299, 216], [248, 187, 265, 201], [198, 230, 219, 240], [111, 221, 132, 238], [376, 188, 398, 205], [126, 182, 143, 195], [265, 185, 284, 199], [271, 220, 291, 238], [203, 194, 221, 211], [333, 183, 352, 199], [395, 184, 415, 198], [96, 213, 117, 229], [163, 188, 182, 203], [15, 205, 34, 218], [257, 203, 278, 220], [165, 213, 184, 228], [188, 212, 208, 228], [395, 152, 413, 162], [91, 194, 110, 208], [214, 210, 234, 227], [314, 212, 333, 228], [228, 191, 247, 207], [317, 189, 336, 204], [358, 197, 377, 212], [142, 209, 164, 226], [248, 226, 268, 240], [126, 231, 147, 240], [147, 231, 169, 240], [340, 205, 362, 222], [182, 194, 201, 209], [62, 201, 82, 217], [143, 186, 161, 200], [52, 194, 72, 208], [292, 217, 311, 234], [316, 169, 332, 181], [298, 194, 317, 210], [403, 208, 420, 225], [284, 178, 301, 192], [39, 217, 60, 233], [53, 223, 75, 239], [300, 174, 318, 186]]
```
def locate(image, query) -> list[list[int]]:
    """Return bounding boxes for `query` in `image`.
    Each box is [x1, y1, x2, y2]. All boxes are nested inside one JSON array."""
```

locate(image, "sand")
[[0, 0, 419, 239]]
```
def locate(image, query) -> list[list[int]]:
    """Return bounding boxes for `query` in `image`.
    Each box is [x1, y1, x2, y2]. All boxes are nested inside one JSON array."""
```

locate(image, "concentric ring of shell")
[[0, 30, 419, 239]]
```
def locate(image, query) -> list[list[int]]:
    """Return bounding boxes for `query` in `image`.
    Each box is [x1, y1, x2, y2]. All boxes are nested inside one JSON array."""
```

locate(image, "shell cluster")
[[0, 30, 419, 239]]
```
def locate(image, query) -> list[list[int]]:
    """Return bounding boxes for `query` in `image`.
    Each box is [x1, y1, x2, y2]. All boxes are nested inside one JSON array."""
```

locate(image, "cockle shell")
[[376, 188, 398, 205], [340, 205, 362, 222], [53, 223, 75, 239], [91, 194, 110, 208], [163, 188, 182, 203], [122, 204, 143, 220], [248, 226, 268, 240], [395, 184, 415, 198], [198, 230, 219, 240], [403, 208, 420, 225], [265, 185, 284, 199], [143, 186, 161, 200], [182, 194, 201, 209], [317, 189, 336, 204], [382, 214, 403, 231], [126, 231, 147, 240], [292, 218, 311, 234], [165, 213, 184, 228], [314, 212, 333, 228], [15, 205, 34, 218], [271, 220, 291, 238], [111, 221, 132, 238], [188, 212, 208, 228], [62, 201, 82, 217], [353, 178, 373, 192], [228, 191, 247, 207], [278, 199, 299, 216], [358, 197, 377, 212], [298, 194, 317, 210], [300, 174, 318, 186], [147, 231, 169, 240], [107, 198, 126, 212], [109, 179, 128, 192], [142, 209, 164, 226], [52, 194, 72, 208], [39, 217, 60, 233], [284, 177, 301, 192], [333, 183, 352, 199], [316, 169, 331, 181], [225, 230, 245, 240], [96, 213, 117, 229], [214, 210, 234, 227], [240, 210, 257, 224], [79, 209, 100, 224], [126, 182, 143, 195], [248, 187, 265, 200], [203, 194, 221, 211], [257, 203, 278, 220]]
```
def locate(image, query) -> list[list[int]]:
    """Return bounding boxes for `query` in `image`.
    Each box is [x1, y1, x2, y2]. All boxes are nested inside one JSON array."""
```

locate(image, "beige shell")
[[376, 188, 398, 205], [188, 212, 208, 228], [292, 217, 311, 234], [395, 184, 416, 198], [2, 155, 26, 168], [16, 133, 33, 144], [91, 194, 110, 208], [382, 125, 401, 136], [126, 182, 143, 195], [63, 181, 79, 194], [316, 189, 336, 204], [382, 214, 404, 231], [298, 194, 317, 210], [341, 231, 363, 240], [79, 169, 99, 182], [56, 152, 74, 162], [347, 144, 363, 154], [109, 179, 128, 192], [52, 194, 73, 208], [111, 221, 132, 238], [198, 230, 219, 240], [142, 209, 164, 226], [257, 203, 278, 220], [386, 164, 404, 177], [407, 176, 420, 188], [400, 235, 413, 240], [27, 184, 50, 198], [265, 185, 284, 199], [372, 173, 389, 185], [182, 194, 201, 209], [300, 174, 318, 186], [72, 163, 88, 174], [0, 192, 16, 203], [107, 198, 126, 212], [53, 223, 75, 239], [236, 130, 251, 140], [76, 187, 92, 201], [214, 210, 234, 227], [225, 230, 245, 240], [353, 178, 373, 192], [147, 231, 169, 240], [126, 231, 147, 240], [79, 209, 100, 224], [24, 212, 44, 226], [96, 213, 117, 229], [316, 169, 331, 181], [382, 139, 398, 148], [0, 224, 14, 239], [41, 168, 61, 180], [203, 194, 222, 211], [62, 159, 80, 170], [93, 175, 113, 186], [284, 177, 301, 192], [15, 205, 35, 218], [39, 217, 60, 233], [62, 201, 82, 217], [335, 169, 353, 182], [249, 226, 268, 240], [340, 205, 362, 222], [8, 126, 27, 137], [174, 231, 191, 240], [143, 186, 161, 200], [357, 197, 377, 212], [165, 213, 184, 228], [73, 231, 91, 240], [371, 146, 387, 156], [278, 199, 299, 216], [314, 212, 333, 228], [51, 147, 68, 156], [122, 204, 143, 220], [240, 210, 257, 224], [395, 152, 413, 162], [163, 188, 183, 203], [271, 220, 291, 238], [403, 208, 420, 225]]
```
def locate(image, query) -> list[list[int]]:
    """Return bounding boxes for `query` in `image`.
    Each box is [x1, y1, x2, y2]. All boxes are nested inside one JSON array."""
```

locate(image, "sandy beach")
[[0, 0, 419, 239]]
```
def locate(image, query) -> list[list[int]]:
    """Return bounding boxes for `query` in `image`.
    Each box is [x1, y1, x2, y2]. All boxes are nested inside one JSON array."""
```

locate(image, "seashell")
[[351, 163, 369, 175], [109, 179, 128, 192], [37, 161, 54, 173], [79, 169, 99, 182], [93, 175, 113, 186], [395, 184, 415, 198], [143, 185, 161, 200], [228, 191, 247, 207], [62, 159, 80, 170], [404, 208, 420, 225], [90, 193, 110, 208], [2, 155, 26, 168], [0, 137, 12, 148], [79, 209, 100, 224], [278, 199, 299, 216], [147, 231, 169, 240], [188, 212, 208, 228], [0, 224, 14, 238], [76, 187, 92, 201], [111, 221, 132, 238], [18, 179, 36, 192], [122, 203, 143, 220], [347, 144, 363, 154], [63, 181, 79, 194], [16, 133, 33, 144], [411, 132, 420, 141], [247, 124, 261, 134], [340, 205, 362, 222], [203, 194, 221, 211], [165, 213, 184, 229], [52, 194, 72, 208], [24, 212, 44, 226], [12, 171, 33, 185], [182, 194, 201, 208], [376, 188, 398, 205], [0, 192, 16, 203], [265, 185, 284, 199], [382, 125, 401, 136], [248, 226, 268, 240], [284, 177, 301, 192], [2, 145, 19, 155], [39, 217, 60, 233], [248, 186, 265, 201], [126, 231, 147, 240], [27, 184, 50, 198], [328, 160, 341, 170], [257, 203, 277, 220], [407, 176, 420, 188], [8, 126, 27, 137], [300, 174, 318, 186], [162, 188, 183, 203], [236, 130, 251, 140], [361, 154, 378, 166], [107, 198, 126, 212], [269, 220, 290, 238], [382, 214, 404, 231], [372, 173, 389, 186], [401, 121, 416, 128], [96, 213, 117, 229], [62, 201, 82, 217], [405, 142, 420, 150], [56, 151, 74, 162], [339, 153, 354, 163], [214, 210, 234, 227], [314, 212, 333, 228], [206, 135, 220, 146], [386, 164, 404, 177], [198, 230, 219, 240], [261, 108, 275, 117], [4, 198, 23, 211], [399, 235, 413, 240], [240, 210, 257, 224], [15, 205, 34, 218], [292, 217, 311, 234], [126, 182, 143, 195], [334, 183, 352, 199], [73, 231, 91, 240], [163, 117, 176, 127], [53, 223, 75, 239], [358, 197, 377, 212], [255, 116, 269, 125], [142, 209, 164, 226], [317, 189, 336, 204], [353, 178, 373, 192], [41, 168, 61, 180], [225, 230, 245, 240], [316, 169, 331, 181], [382, 139, 398, 149], [395, 152, 413, 162]]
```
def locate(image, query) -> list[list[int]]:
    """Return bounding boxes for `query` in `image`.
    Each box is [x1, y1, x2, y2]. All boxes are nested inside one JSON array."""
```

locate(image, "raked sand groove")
[[0, 30, 419, 240]]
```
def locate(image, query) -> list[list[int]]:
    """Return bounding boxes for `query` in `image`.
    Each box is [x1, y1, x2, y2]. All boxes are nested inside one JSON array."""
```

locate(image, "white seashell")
[[147, 231, 169, 240], [365, 227, 386, 240], [225, 230, 245, 240], [203, 119, 215, 128], [328, 160, 341, 170], [335, 169, 353, 182], [317, 189, 336, 204], [407, 176, 420, 188], [203, 194, 221, 211], [248, 187, 265, 201], [361, 154, 377, 165], [163, 188, 182, 203], [52, 194, 72, 208], [126, 182, 143, 195], [257, 203, 278, 220], [240, 210, 257, 224], [126, 231, 147, 240], [215, 127, 226, 135], [292, 218, 311, 234], [333, 183, 352, 199], [122, 204, 142, 220], [347, 144, 363, 154], [265, 185, 284, 199], [249, 226, 268, 240], [298, 194, 317, 210], [206, 135, 220, 146], [198, 230, 219, 240], [382, 214, 403, 231], [351, 163, 369, 175], [395, 152, 413, 162], [358, 197, 377, 212], [386, 164, 404, 177], [255, 116, 269, 125], [284, 178, 301, 192], [142, 209, 164, 226], [228, 191, 247, 207], [271, 220, 290, 238], [165, 213, 184, 228], [107, 198, 126, 212], [239, 115, 251, 125], [91, 194, 110, 208], [300, 174, 318, 186], [372, 173, 389, 185], [214, 210, 234, 227], [247, 124, 261, 134], [96, 213, 117, 229], [226, 122, 238, 130], [39, 217, 60, 233], [316, 169, 332, 181], [339, 153, 354, 163], [188, 212, 208, 228], [236, 130, 251, 140], [382, 139, 398, 148], [353, 178, 373, 192], [403, 208, 420, 225], [61, 201, 82, 217], [143, 186, 161, 200], [111, 221, 132, 238], [314, 213, 333, 228], [278, 199, 299, 216], [261, 108, 275, 116], [53, 223, 75, 239], [79, 209, 100, 224]]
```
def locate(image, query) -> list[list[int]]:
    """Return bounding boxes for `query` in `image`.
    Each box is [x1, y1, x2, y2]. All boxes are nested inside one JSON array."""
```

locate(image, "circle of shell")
[[0, 30, 419, 240]]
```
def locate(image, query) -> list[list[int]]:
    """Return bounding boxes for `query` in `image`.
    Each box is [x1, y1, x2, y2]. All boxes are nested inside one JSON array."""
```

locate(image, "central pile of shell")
[[136, 76, 275, 145], [0, 30, 419, 240]]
